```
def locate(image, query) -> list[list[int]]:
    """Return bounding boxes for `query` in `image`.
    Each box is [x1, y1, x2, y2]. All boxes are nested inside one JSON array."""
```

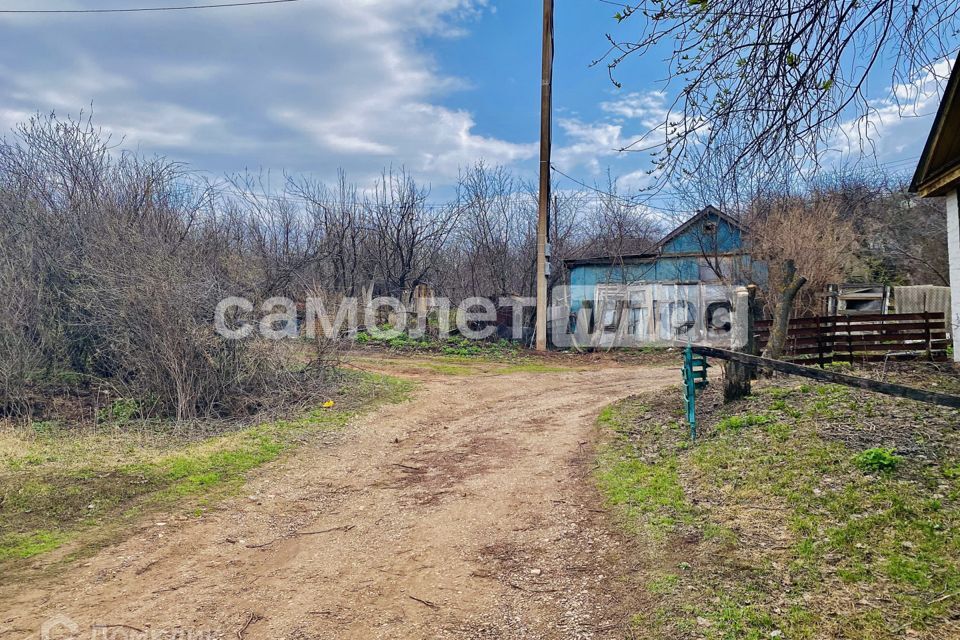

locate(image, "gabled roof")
[[911, 55, 960, 197], [654, 205, 742, 250], [563, 205, 746, 268]]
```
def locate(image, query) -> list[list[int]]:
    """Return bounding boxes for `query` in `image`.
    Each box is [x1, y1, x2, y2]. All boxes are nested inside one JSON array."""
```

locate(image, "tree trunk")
[[762, 259, 807, 360]]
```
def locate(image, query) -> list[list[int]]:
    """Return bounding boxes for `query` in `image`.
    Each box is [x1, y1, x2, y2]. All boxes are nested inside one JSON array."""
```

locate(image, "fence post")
[[817, 316, 825, 368], [723, 286, 756, 402], [844, 315, 853, 364]]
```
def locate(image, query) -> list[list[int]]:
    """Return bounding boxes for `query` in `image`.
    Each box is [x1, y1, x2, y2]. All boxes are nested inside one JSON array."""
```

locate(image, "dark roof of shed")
[[911, 55, 960, 196], [563, 253, 658, 268]]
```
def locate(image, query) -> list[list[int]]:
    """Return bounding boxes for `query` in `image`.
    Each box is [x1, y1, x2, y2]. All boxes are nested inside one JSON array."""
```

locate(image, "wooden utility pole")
[[535, 0, 554, 351]]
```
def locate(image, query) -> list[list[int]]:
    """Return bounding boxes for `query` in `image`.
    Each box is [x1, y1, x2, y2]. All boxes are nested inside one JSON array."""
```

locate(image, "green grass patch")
[[595, 379, 960, 639], [355, 330, 522, 359], [493, 363, 569, 375], [647, 573, 680, 595], [419, 362, 476, 376], [350, 353, 570, 377], [597, 450, 694, 536], [698, 592, 777, 640], [715, 413, 773, 432], [0, 371, 412, 570], [0, 530, 68, 561], [596, 399, 696, 538]]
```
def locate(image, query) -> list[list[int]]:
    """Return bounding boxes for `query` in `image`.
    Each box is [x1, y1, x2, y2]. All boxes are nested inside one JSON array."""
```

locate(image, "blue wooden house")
[[561, 206, 754, 346]]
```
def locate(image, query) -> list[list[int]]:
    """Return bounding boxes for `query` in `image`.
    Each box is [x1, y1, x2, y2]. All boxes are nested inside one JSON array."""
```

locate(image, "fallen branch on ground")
[[245, 525, 355, 549], [92, 625, 145, 634], [236, 612, 262, 640], [408, 595, 439, 609]]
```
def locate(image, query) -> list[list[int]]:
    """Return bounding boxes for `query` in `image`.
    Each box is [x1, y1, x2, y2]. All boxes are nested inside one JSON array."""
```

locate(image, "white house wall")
[[586, 282, 736, 348], [947, 189, 960, 361]]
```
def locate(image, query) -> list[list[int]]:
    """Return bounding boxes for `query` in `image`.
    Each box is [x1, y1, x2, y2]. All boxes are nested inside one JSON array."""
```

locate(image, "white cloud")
[[558, 62, 949, 188], [0, 0, 529, 186], [553, 119, 629, 173], [274, 101, 535, 177], [830, 58, 953, 164], [150, 63, 227, 85], [0, 107, 34, 136], [105, 104, 235, 151], [616, 168, 657, 193], [550, 90, 668, 180], [0, 61, 239, 154], [3, 56, 130, 106], [599, 91, 668, 129]]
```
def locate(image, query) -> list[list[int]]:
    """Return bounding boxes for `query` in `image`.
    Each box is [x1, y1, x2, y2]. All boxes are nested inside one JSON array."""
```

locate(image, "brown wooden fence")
[[755, 312, 950, 363]]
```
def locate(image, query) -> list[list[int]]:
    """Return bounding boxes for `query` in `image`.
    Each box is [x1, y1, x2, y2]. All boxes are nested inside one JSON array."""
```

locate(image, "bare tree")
[[577, 174, 663, 285], [364, 169, 461, 303], [748, 198, 856, 357], [870, 195, 950, 286], [226, 171, 330, 297], [817, 171, 950, 286], [453, 162, 532, 297], [598, 1, 958, 187], [548, 187, 592, 293], [289, 170, 368, 295]]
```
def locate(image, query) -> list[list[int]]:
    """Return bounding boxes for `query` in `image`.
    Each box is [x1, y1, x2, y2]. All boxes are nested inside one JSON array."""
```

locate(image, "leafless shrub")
[[301, 288, 352, 373], [450, 162, 536, 298], [0, 276, 46, 415], [748, 198, 856, 316], [811, 172, 950, 286], [0, 113, 337, 420]]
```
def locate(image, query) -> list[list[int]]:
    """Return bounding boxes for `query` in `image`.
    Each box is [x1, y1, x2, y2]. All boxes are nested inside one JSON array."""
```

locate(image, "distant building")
[[562, 206, 755, 347], [910, 54, 960, 362]]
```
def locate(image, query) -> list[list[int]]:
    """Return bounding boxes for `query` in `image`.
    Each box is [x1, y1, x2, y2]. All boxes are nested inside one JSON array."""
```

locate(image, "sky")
[[0, 0, 949, 201]]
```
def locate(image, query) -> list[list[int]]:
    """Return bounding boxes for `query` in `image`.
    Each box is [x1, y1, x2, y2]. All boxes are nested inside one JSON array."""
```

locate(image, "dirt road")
[[2, 360, 675, 640]]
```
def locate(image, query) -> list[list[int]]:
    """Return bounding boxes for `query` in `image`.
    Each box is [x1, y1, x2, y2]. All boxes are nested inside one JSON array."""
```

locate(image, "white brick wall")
[[947, 189, 960, 361]]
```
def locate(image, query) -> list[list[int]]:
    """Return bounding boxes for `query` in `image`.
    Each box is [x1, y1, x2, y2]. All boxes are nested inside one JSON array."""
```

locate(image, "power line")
[[877, 157, 920, 169], [0, 0, 301, 14]]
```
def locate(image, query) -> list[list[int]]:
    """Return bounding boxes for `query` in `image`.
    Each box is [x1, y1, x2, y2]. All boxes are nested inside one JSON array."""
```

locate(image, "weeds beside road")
[[0, 372, 412, 573], [597, 373, 960, 639]]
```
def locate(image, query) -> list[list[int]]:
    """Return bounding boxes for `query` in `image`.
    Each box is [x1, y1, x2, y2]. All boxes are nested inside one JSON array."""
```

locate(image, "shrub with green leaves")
[[852, 447, 901, 473], [715, 413, 773, 432]]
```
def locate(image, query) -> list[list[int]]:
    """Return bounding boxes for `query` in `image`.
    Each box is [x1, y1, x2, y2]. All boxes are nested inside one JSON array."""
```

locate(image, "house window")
[[602, 300, 628, 332], [628, 289, 648, 338], [580, 301, 595, 334]]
